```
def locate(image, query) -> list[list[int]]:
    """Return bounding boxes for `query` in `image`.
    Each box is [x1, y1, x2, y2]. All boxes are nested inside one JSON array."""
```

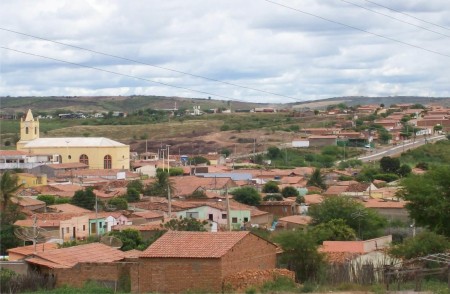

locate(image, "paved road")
[[357, 135, 446, 162]]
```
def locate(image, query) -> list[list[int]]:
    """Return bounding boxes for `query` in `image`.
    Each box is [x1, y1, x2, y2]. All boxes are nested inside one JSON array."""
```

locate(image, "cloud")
[[1, 0, 450, 102]]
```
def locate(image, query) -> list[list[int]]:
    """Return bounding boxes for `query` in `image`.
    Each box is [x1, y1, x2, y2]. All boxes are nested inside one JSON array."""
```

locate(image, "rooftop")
[[141, 231, 250, 258], [23, 137, 126, 148]]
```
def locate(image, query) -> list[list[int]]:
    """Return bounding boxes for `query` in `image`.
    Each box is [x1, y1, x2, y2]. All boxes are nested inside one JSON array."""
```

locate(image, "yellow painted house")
[[16, 173, 47, 188], [16, 110, 130, 170]]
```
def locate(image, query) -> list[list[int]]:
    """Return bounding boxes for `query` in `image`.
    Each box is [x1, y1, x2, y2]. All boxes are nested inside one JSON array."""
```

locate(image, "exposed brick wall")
[[221, 233, 277, 278], [135, 258, 222, 293], [56, 262, 135, 289], [223, 268, 295, 292]]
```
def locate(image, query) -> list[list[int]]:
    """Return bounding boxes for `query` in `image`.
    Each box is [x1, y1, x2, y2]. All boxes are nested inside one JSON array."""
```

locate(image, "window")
[[79, 154, 89, 165], [25, 127, 29, 134], [66, 227, 69, 233], [68, 155, 71, 159], [99, 222, 103, 228], [244, 217, 249, 223], [208, 214, 213, 221], [232, 217, 238, 224], [83, 225, 86, 231], [104, 155, 112, 169], [222, 214, 227, 219]]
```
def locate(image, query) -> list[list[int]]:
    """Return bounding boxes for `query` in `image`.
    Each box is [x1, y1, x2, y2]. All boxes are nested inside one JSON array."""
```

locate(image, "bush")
[[54, 197, 70, 204], [261, 276, 297, 292], [263, 194, 283, 201], [37, 194, 55, 205], [281, 186, 299, 198], [126, 187, 140, 202], [220, 124, 230, 131], [262, 181, 280, 193], [231, 187, 261, 205], [168, 167, 183, 176], [107, 197, 128, 210], [373, 173, 399, 182]]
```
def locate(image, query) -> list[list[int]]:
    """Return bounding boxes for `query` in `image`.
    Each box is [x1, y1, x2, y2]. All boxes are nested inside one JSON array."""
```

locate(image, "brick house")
[[257, 200, 298, 217], [137, 231, 277, 293], [308, 135, 337, 147]]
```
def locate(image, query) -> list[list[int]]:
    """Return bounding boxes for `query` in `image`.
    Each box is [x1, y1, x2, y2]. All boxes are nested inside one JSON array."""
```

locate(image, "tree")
[[71, 187, 96, 210], [0, 172, 23, 212], [163, 217, 207, 231], [267, 146, 282, 159], [389, 231, 450, 260], [380, 156, 400, 173], [127, 180, 144, 193], [108, 197, 128, 210], [126, 187, 140, 202], [192, 156, 210, 165], [37, 195, 55, 205], [308, 197, 387, 240], [262, 181, 280, 193], [397, 164, 411, 177], [378, 130, 392, 144], [188, 190, 207, 199], [220, 148, 232, 158], [295, 195, 305, 204], [314, 110, 319, 115], [274, 230, 326, 282], [145, 171, 175, 197], [108, 229, 146, 251], [231, 187, 261, 205], [399, 166, 450, 236], [0, 203, 24, 255], [307, 168, 326, 190], [263, 194, 283, 201], [310, 219, 357, 244], [281, 186, 299, 198]]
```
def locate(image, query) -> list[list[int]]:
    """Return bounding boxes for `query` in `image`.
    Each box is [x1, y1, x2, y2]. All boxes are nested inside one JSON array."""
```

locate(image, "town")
[[1, 99, 449, 293]]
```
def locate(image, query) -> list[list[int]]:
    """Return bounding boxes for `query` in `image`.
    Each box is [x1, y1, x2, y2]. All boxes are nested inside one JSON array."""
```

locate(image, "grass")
[[400, 139, 450, 167]]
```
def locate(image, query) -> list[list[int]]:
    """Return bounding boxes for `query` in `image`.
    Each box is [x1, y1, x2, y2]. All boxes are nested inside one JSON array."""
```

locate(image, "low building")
[[138, 231, 277, 293], [308, 135, 337, 147], [278, 215, 312, 230], [257, 200, 298, 217]]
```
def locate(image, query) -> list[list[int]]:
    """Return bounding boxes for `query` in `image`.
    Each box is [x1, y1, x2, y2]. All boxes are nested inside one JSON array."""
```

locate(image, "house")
[[138, 231, 277, 293], [7, 243, 58, 261], [29, 162, 89, 179], [16, 173, 47, 188], [0, 150, 58, 170], [278, 215, 312, 230], [11, 196, 46, 212], [308, 135, 337, 147], [362, 199, 409, 222], [257, 200, 298, 217]]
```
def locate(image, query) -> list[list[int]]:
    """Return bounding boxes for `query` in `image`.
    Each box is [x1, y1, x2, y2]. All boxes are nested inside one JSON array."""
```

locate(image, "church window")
[[80, 154, 89, 165], [104, 155, 112, 169], [25, 127, 29, 134]]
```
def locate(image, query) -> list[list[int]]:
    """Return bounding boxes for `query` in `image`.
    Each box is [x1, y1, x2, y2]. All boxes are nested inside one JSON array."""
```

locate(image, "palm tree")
[[307, 168, 326, 190], [0, 172, 23, 212]]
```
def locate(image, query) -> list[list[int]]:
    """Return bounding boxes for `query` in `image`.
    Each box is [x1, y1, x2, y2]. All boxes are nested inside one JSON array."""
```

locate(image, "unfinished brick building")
[[136, 231, 277, 293]]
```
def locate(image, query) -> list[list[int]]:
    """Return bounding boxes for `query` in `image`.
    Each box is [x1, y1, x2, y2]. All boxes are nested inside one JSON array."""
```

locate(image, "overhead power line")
[[0, 27, 302, 102], [262, 0, 450, 59], [363, 0, 450, 32], [0, 46, 249, 103], [339, 0, 450, 38]]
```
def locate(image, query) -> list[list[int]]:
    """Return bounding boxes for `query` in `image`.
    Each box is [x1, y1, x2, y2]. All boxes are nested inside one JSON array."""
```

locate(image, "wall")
[[56, 262, 136, 290], [59, 215, 90, 241], [135, 258, 222, 293], [0, 261, 30, 275], [223, 268, 295, 292], [221, 233, 277, 278], [257, 204, 295, 217]]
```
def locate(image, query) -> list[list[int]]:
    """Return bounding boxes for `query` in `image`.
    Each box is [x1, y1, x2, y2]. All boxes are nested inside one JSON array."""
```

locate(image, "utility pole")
[[168, 184, 172, 219], [166, 145, 171, 174], [226, 186, 231, 231], [95, 193, 99, 238], [161, 149, 165, 171]]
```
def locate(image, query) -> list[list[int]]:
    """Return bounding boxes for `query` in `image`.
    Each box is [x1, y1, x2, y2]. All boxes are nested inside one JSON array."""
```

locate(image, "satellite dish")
[[100, 236, 123, 249]]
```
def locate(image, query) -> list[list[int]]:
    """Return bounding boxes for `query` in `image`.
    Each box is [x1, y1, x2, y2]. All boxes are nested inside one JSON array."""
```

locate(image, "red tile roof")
[[278, 215, 312, 225], [46, 163, 88, 169], [7, 243, 58, 256], [0, 150, 28, 156], [304, 194, 324, 205], [26, 243, 125, 268], [47, 204, 91, 214], [140, 231, 250, 258], [362, 199, 406, 209]]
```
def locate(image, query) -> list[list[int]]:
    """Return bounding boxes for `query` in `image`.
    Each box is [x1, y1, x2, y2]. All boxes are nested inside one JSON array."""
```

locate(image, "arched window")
[[104, 155, 112, 169], [25, 127, 29, 134], [79, 154, 89, 166]]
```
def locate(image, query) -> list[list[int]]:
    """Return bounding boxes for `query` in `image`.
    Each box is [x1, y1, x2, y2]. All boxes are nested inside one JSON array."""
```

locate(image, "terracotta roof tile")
[[278, 215, 312, 225], [7, 243, 58, 256], [47, 204, 91, 214], [362, 199, 406, 209], [11, 197, 45, 207], [27, 243, 125, 268], [141, 231, 250, 258], [304, 194, 324, 205]]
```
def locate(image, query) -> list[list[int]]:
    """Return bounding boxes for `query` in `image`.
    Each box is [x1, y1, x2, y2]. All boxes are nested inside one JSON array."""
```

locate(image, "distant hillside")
[[290, 96, 450, 109], [1, 95, 449, 114], [0, 95, 270, 114]]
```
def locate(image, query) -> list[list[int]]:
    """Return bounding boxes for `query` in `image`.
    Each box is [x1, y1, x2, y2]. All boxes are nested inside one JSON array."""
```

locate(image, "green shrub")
[[261, 276, 297, 293], [373, 173, 399, 182]]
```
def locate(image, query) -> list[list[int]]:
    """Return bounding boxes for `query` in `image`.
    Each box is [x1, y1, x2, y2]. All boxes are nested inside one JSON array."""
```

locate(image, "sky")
[[1, 0, 450, 103]]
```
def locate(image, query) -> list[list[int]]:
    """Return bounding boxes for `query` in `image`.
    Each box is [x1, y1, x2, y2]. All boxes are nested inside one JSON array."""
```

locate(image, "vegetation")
[[262, 181, 280, 193], [306, 168, 326, 189], [163, 217, 208, 231], [188, 190, 208, 199], [310, 219, 357, 244], [0, 171, 23, 212], [281, 186, 299, 198], [263, 194, 283, 201], [275, 230, 326, 282], [145, 170, 175, 197], [36, 194, 56, 205], [108, 228, 163, 251], [125, 187, 140, 202], [107, 197, 128, 210], [389, 231, 450, 260], [399, 165, 450, 237], [126, 180, 144, 193], [71, 187, 96, 210], [231, 186, 261, 205], [308, 197, 387, 240], [399, 140, 450, 167]]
